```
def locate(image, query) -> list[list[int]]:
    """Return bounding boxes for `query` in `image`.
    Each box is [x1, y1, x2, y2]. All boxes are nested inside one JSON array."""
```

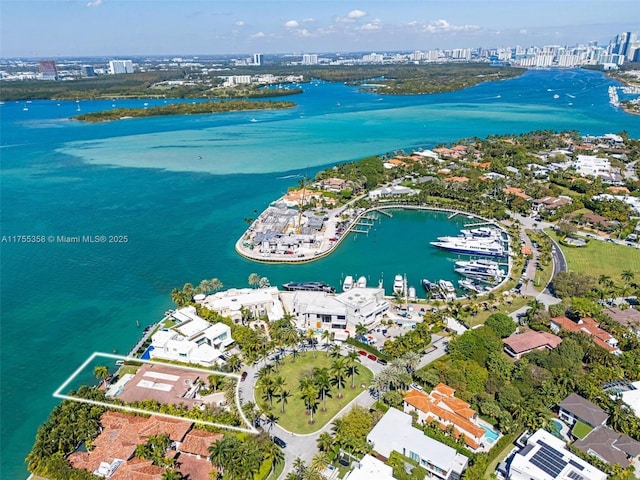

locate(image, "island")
[[72, 99, 296, 122], [25, 129, 640, 480]]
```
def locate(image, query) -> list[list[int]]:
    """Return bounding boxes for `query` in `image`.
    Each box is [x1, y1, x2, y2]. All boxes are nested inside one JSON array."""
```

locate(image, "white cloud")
[[519, 28, 528, 34], [235, 20, 245, 27], [86, 0, 103, 7], [424, 19, 479, 33], [348, 9, 367, 19], [360, 19, 382, 31], [250, 31, 265, 38], [285, 20, 299, 28], [302, 18, 315, 23]]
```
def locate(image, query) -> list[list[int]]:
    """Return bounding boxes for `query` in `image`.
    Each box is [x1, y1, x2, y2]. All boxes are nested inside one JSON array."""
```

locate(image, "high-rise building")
[[302, 53, 318, 65], [252, 53, 263, 66], [38, 60, 58, 80], [108, 60, 134, 74]]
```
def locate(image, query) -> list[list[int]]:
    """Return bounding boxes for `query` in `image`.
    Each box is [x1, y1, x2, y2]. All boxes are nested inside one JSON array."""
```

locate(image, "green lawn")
[[547, 230, 640, 279], [572, 420, 593, 439], [255, 351, 373, 434]]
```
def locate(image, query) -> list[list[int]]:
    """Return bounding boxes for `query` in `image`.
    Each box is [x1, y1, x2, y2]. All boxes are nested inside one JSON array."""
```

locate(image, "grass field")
[[255, 351, 373, 434], [547, 230, 640, 279], [572, 420, 593, 439]]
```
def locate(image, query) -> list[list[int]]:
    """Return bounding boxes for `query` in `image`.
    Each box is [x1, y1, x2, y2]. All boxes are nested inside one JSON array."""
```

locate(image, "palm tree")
[[226, 354, 242, 373], [321, 329, 331, 347], [621, 269, 635, 284], [355, 322, 368, 337], [93, 365, 109, 383], [197, 279, 212, 294], [346, 351, 361, 389], [330, 357, 348, 399], [329, 344, 342, 358], [313, 367, 332, 411], [264, 438, 285, 469], [259, 276, 271, 288], [316, 432, 334, 453], [310, 452, 330, 472], [161, 469, 183, 480], [210, 277, 223, 292], [248, 273, 260, 288], [278, 389, 291, 414], [208, 438, 230, 476], [300, 384, 320, 424]]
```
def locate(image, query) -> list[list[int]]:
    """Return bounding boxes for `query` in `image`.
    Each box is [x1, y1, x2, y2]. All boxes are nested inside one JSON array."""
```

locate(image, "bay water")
[[1, 68, 639, 478]]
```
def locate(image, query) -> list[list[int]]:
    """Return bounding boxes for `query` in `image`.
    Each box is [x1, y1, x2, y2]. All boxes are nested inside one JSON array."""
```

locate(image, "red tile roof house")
[[403, 383, 492, 451], [68, 411, 219, 480], [502, 330, 563, 359], [550, 316, 620, 354]]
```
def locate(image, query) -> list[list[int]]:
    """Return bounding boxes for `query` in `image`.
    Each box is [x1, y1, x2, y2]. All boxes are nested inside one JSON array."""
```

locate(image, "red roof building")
[[503, 330, 562, 359], [550, 316, 620, 354], [403, 384, 488, 450]]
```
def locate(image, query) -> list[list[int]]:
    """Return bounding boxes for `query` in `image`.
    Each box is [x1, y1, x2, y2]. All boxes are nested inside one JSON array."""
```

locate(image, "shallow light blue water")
[[1, 68, 639, 478]]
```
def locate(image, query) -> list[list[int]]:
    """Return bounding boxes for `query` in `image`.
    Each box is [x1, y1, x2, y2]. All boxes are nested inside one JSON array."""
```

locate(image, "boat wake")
[[277, 174, 304, 179]]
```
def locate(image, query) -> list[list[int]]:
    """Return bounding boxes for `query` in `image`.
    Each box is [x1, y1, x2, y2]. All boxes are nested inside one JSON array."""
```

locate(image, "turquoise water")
[[482, 424, 500, 444], [2, 69, 640, 478]]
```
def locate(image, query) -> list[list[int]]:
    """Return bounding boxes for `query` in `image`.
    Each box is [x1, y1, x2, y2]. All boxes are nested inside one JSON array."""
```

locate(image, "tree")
[[278, 389, 291, 414], [485, 313, 516, 338], [621, 269, 635, 284], [346, 351, 361, 389], [313, 367, 332, 412], [310, 452, 330, 472], [248, 273, 260, 288], [316, 432, 334, 453], [355, 323, 368, 337], [210, 278, 223, 292], [330, 357, 348, 399], [161, 469, 183, 480], [93, 365, 109, 383]]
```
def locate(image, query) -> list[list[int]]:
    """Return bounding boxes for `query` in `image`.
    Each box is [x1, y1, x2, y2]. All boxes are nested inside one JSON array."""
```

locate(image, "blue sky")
[[1, 0, 638, 58]]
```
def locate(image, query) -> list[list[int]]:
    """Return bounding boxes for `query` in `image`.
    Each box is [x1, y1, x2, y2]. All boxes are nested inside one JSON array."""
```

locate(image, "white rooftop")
[[345, 454, 393, 480], [621, 381, 640, 418], [175, 316, 210, 339], [367, 407, 463, 474], [509, 429, 607, 480]]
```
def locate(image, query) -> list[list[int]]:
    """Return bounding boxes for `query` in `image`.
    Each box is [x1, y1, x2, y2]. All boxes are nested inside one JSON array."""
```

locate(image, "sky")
[[1, 0, 638, 58]]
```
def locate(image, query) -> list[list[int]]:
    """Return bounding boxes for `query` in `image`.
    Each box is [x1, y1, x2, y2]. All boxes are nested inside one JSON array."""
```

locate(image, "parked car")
[[273, 436, 287, 448], [240, 371, 248, 382], [358, 350, 367, 356], [367, 353, 377, 361], [376, 358, 388, 366]]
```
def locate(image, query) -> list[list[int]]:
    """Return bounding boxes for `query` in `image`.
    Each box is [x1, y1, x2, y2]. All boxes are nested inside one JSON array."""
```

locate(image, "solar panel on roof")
[[567, 470, 585, 480], [530, 441, 568, 478], [569, 459, 584, 470]]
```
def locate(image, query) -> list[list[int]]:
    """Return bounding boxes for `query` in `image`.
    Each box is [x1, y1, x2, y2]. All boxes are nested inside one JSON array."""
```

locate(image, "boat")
[[438, 280, 457, 301], [422, 279, 437, 291], [437, 227, 502, 244], [343, 275, 354, 292], [408, 286, 416, 300], [455, 265, 504, 281], [282, 282, 335, 293], [356, 276, 367, 288], [553, 94, 560, 99], [393, 275, 404, 295], [430, 238, 505, 257], [458, 279, 482, 293], [454, 259, 499, 270]]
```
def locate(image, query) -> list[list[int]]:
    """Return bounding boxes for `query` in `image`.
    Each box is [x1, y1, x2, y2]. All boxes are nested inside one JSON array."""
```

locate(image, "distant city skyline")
[[1, 0, 639, 58]]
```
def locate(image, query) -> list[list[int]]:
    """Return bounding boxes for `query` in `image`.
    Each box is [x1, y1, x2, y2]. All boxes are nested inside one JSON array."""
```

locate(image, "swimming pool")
[[482, 424, 500, 444], [550, 419, 564, 438], [141, 345, 155, 360]]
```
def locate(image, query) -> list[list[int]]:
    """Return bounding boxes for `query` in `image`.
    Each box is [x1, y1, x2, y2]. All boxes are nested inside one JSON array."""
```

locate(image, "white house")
[[367, 408, 468, 480], [199, 287, 284, 323], [344, 455, 394, 480], [368, 185, 418, 200], [508, 429, 607, 480], [573, 154, 611, 177], [288, 287, 389, 336], [149, 306, 233, 367]]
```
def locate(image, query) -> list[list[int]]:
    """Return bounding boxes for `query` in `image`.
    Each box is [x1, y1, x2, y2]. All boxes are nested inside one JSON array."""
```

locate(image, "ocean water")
[[1, 68, 639, 478]]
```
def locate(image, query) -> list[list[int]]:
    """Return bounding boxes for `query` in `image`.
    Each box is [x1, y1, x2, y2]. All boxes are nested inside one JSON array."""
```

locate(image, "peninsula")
[[73, 99, 296, 122]]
